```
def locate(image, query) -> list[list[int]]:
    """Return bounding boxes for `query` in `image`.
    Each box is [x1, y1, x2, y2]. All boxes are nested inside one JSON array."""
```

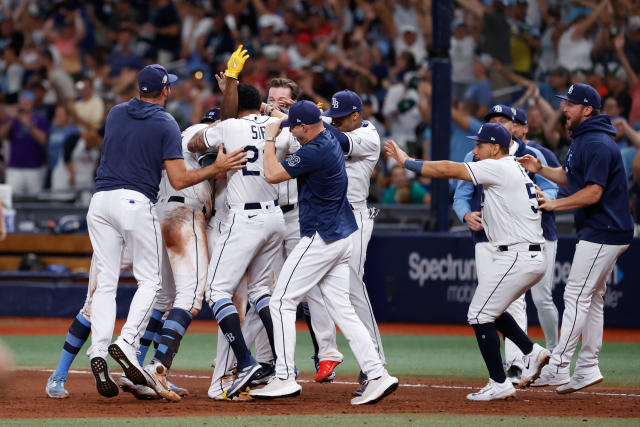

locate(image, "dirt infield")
[[2, 369, 639, 419]]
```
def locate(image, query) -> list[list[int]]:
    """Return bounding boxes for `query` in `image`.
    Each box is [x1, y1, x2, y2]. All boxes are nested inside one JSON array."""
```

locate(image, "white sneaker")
[[108, 338, 146, 386], [466, 378, 516, 401], [250, 377, 302, 399], [556, 371, 603, 394], [518, 343, 551, 388], [350, 372, 399, 405], [143, 360, 181, 402], [118, 375, 158, 400], [530, 366, 570, 387]]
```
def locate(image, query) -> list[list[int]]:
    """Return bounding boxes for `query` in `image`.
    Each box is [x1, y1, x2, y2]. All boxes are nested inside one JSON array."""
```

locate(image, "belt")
[[498, 244, 541, 252], [168, 196, 207, 215], [243, 200, 279, 210], [281, 203, 297, 214]]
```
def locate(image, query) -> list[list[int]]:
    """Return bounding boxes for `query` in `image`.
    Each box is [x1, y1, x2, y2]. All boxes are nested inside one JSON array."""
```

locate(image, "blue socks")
[[255, 294, 276, 360], [495, 312, 534, 355], [53, 313, 91, 379], [472, 323, 506, 383], [153, 308, 193, 369], [138, 309, 164, 365], [213, 298, 254, 369]]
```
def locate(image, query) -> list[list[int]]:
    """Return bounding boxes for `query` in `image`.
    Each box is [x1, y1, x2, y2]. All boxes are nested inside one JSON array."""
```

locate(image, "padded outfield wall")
[[0, 234, 638, 327]]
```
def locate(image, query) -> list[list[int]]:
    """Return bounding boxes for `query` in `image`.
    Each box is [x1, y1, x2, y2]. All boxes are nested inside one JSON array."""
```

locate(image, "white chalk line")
[[38, 369, 640, 398]]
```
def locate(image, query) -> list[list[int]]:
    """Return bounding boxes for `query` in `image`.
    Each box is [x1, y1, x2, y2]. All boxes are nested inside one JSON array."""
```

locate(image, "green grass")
[[1, 414, 639, 427], [2, 332, 639, 386]]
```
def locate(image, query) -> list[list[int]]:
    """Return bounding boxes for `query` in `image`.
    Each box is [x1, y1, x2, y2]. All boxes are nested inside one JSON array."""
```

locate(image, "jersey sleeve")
[[203, 123, 224, 150], [344, 125, 380, 160], [582, 142, 613, 188], [464, 158, 502, 186], [162, 120, 184, 160], [281, 143, 321, 178]]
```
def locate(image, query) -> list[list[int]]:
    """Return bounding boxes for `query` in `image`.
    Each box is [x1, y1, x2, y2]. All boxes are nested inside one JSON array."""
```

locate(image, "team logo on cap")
[[494, 105, 502, 113], [568, 85, 574, 94], [287, 154, 301, 167], [162, 74, 168, 84], [478, 125, 483, 133], [584, 98, 589, 104], [331, 97, 339, 108], [141, 86, 148, 91], [511, 108, 516, 116]]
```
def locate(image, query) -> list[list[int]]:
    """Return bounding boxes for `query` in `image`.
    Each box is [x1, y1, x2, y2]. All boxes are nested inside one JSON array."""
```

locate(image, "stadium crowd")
[[0, 0, 638, 224]]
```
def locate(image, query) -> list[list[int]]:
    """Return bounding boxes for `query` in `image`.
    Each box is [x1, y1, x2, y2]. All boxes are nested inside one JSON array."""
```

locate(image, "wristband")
[[265, 136, 276, 142], [404, 159, 424, 176]]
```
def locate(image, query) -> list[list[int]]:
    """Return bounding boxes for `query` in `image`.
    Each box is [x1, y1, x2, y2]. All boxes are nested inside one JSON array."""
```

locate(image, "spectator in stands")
[[382, 70, 422, 157], [0, 92, 49, 195], [106, 25, 144, 79], [463, 55, 493, 119], [39, 48, 75, 102], [605, 62, 632, 119], [44, 6, 86, 78], [180, 0, 213, 60], [1, 46, 24, 104], [47, 104, 80, 190], [382, 165, 430, 205], [450, 20, 476, 101], [0, 199, 5, 241], [144, 0, 181, 64], [395, 25, 427, 66], [510, 0, 540, 78], [624, 15, 640, 74], [73, 78, 104, 132]]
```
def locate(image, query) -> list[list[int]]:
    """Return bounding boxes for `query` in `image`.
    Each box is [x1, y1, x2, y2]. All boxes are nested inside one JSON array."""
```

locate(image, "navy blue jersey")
[[282, 129, 357, 242], [95, 98, 183, 203], [564, 114, 633, 245]]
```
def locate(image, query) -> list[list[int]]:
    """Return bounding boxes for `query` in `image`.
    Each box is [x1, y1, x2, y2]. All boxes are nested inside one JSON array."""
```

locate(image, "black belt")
[[168, 196, 207, 215], [498, 244, 541, 252], [244, 200, 278, 210], [281, 204, 296, 214]]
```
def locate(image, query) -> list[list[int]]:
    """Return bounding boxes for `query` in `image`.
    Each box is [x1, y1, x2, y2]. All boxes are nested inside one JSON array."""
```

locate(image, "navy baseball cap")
[[138, 64, 178, 94], [514, 108, 528, 125], [484, 104, 515, 122], [281, 100, 322, 127], [467, 123, 511, 148], [555, 83, 601, 109], [323, 90, 363, 118], [201, 108, 220, 123]]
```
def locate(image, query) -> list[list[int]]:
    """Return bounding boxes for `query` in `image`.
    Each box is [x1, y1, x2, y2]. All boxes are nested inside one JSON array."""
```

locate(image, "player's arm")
[[528, 148, 559, 200], [263, 119, 292, 184], [384, 139, 471, 181], [219, 45, 249, 120], [537, 183, 603, 212], [165, 143, 246, 190], [518, 154, 568, 187]]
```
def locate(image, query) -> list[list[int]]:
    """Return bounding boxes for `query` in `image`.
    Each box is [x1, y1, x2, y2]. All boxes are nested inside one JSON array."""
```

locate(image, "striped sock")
[[153, 308, 193, 369], [213, 298, 254, 369], [138, 309, 164, 365], [255, 294, 276, 360], [53, 313, 91, 379]]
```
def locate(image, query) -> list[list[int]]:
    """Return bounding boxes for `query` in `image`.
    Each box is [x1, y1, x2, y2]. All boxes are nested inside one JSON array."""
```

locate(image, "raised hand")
[[384, 140, 410, 166], [224, 45, 250, 80], [517, 154, 542, 173]]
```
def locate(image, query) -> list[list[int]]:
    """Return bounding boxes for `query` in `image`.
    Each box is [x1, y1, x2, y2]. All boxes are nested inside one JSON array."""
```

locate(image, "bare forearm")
[[552, 186, 602, 211], [538, 165, 568, 186], [417, 160, 471, 181], [263, 140, 290, 183], [220, 79, 238, 120], [171, 163, 225, 190]]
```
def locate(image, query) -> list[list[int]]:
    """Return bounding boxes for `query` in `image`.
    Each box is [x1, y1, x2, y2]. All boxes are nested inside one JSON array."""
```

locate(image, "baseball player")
[[453, 104, 557, 385], [252, 101, 398, 405], [196, 82, 298, 398], [312, 90, 385, 390], [86, 64, 246, 399], [519, 84, 633, 393], [388, 123, 550, 401]]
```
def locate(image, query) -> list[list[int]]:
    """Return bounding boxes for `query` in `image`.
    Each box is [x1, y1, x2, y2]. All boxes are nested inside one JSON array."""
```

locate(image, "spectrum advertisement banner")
[[363, 233, 639, 327]]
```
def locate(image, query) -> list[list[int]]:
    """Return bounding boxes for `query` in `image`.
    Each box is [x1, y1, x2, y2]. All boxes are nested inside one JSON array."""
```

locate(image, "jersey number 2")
[[242, 145, 260, 176]]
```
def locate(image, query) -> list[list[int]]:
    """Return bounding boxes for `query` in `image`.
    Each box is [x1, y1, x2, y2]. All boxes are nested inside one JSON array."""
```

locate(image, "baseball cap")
[[400, 24, 418, 34], [201, 108, 220, 123], [138, 64, 178, 94], [514, 108, 528, 125], [555, 83, 601, 109], [466, 123, 511, 148], [323, 90, 363, 118], [484, 104, 515, 122], [281, 100, 322, 127], [629, 15, 640, 31]]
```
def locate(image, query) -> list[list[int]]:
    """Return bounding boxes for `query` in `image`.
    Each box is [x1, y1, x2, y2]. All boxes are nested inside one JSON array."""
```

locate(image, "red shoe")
[[315, 360, 341, 382]]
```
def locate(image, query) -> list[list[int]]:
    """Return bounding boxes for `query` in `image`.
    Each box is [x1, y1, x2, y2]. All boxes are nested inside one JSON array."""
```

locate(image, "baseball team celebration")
[[0, 0, 639, 425]]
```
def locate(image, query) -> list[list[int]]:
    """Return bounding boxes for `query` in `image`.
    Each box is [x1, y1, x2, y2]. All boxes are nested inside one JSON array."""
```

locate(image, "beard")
[[560, 112, 579, 131]]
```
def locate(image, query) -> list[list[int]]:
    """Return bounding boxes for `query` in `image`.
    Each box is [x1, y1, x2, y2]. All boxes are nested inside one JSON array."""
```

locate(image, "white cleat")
[[118, 375, 158, 400], [350, 372, 399, 405], [466, 378, 516, 401], [249, 377, 302, 399], [556, 371, 603, 394], [518, 343, 551, 388], [530, 366, 570, 387]]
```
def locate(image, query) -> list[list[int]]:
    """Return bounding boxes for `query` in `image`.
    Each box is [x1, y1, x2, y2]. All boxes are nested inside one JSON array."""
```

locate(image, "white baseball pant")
[[270, 232, 386, 380], [547, 240, 629, 376], [86, 189, 163, 359]]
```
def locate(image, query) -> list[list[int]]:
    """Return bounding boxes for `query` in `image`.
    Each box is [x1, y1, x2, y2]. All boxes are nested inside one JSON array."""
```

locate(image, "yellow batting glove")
[[224, 44, 250, 80], [316, 102, 323, 110]]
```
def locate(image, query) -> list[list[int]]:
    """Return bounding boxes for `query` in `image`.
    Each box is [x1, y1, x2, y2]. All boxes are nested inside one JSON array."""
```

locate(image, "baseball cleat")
[[142, 360, 181, 402], [506, 366, 522, 385], [350, 372, 398, 405], [108, 338, 147, 386], [167, 378, 189, 397], [312, 354, 335, 381], [211, 389, 254, 401], [250, 362, 275, 387], [530, 367, 570, 387], [118, 375, 158, 400], [45, 374, 69, 399], [90, 357, 119, 398], [556, 371, 603, 394], [226, 361, 262, 398], [353, 371, 368, 396], [250, 377, 302, 399], [466, 378, 516, 401], [518, 343, 551, 388], [315, 360, 340, 382]]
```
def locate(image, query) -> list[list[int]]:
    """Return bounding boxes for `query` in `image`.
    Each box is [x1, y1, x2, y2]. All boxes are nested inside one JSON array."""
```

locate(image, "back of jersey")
[[203, 114, 291, 204]]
